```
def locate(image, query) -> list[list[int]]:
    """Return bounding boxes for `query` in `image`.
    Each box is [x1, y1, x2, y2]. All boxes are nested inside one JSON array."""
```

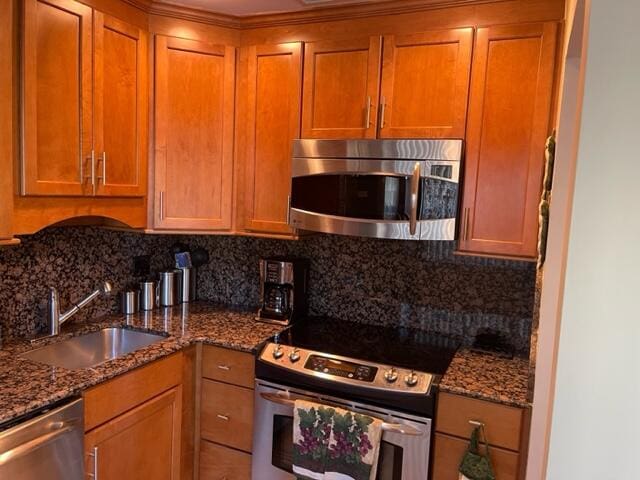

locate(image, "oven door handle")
[[260, 392, 423, 436]]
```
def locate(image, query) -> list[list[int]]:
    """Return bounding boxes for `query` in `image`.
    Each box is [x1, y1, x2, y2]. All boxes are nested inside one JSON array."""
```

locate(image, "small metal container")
[[177, 267, 196, 303], [139, 281, 156, 311], [121, 290, 139, 315], [158, 270, 179, 307]]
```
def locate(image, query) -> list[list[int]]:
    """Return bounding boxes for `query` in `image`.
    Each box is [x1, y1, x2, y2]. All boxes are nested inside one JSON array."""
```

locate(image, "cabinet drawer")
[[200, 440, 251, 479], [84, 353, 182, 432], [433, 432, 520, 480], [202, 345, 255, 389], [201, 379, 254, 452], [436, 393, 524, 451]]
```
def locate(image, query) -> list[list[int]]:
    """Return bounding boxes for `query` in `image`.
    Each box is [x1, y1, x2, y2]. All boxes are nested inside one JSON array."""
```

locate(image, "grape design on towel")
[[293, 400, 383, 480]]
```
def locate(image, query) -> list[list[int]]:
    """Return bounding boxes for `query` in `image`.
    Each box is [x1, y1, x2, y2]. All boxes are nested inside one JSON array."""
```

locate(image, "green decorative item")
[[458, 425, 496, 480]]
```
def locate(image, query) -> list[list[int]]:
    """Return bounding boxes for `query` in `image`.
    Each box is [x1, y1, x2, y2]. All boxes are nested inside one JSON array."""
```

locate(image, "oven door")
[[252, 380, 431, 480]]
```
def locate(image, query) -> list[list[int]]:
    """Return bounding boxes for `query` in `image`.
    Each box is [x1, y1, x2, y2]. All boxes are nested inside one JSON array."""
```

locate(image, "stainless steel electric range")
[[252, 318, 459, 480]]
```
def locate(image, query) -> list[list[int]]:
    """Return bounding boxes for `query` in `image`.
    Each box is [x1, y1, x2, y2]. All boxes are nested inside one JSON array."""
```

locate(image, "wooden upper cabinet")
[[241, 43, 302, 235], [379, 28, 473, 138], [22, 0, 92, 196], [302, 37, 381, 139], [154, 36, 235, 231], [94, 13, 147, 197], [459, 22, 558, 259]]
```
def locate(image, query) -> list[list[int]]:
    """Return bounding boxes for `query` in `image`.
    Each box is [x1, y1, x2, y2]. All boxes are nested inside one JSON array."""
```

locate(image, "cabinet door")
[[200, 440, 251, 479], [379, 28, 473, 139], [302, 37, 381, 139], [154, 36, 235, 230], [84, 387, 182, 480], [242, 43, 302, 235], [459, 23, 557, 258], [94, 12, 147, 197], [22, 0, 92, 196], [432, 432, 520, 480], [0, 0, 14, 240], [201, 380, 254, 452]]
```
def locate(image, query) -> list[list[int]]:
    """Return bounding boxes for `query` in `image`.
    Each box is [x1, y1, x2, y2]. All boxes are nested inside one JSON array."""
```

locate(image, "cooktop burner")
[[277, 317, 459, 376]]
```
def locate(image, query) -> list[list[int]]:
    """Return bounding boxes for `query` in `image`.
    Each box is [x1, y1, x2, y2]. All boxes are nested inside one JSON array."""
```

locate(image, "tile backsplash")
[[0, 227, 536, 353]]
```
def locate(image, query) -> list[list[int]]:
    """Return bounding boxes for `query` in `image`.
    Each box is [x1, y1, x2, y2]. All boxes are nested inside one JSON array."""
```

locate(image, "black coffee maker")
[[257, 257, 309, 326]]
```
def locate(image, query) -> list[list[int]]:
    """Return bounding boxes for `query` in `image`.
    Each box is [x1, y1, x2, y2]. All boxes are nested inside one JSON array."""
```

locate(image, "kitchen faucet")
[[46, 281, 113, 336]]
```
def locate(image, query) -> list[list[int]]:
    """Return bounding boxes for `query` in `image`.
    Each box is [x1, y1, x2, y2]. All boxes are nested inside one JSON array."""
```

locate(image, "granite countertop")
[[0, 304, 531, 427], [439, 348, 531, 408], [0, 303, 285, 427]]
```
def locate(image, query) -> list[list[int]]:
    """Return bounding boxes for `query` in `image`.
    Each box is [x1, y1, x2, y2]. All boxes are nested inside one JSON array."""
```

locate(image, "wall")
[[545, 0, 640, 478], [0, 227, 536, 353]]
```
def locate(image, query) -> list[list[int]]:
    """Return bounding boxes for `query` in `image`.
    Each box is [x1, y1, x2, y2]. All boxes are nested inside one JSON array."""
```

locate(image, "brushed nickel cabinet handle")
[[409, 162, 420, 236], [286, 195, 291, 225], [216, 414, 230, 421], [365, 95, 372, 128], [462, 208, 471, 241], [217, 364, 230, 371], [159, 191, 165, 222], [379, 96, 386, 128], [100, 151, 106, 184], [88, 150, 96, 196], [87, 446, 99, 479]]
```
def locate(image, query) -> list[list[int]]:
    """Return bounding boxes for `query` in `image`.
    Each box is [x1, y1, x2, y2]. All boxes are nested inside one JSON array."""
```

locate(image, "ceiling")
[[160, 0, 384, 17]]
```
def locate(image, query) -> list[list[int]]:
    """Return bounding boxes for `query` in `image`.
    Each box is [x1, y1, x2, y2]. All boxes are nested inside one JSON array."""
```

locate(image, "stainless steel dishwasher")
[[0, 398, 84, 479]]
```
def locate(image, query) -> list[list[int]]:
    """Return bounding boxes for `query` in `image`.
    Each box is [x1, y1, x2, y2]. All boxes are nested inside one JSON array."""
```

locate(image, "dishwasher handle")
[[0, 423, 74, 466]]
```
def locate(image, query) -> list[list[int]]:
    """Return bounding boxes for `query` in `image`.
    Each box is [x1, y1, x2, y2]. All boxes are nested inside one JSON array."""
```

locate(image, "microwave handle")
[[259, 392, 422, 436], [409, 162, 420, 236]]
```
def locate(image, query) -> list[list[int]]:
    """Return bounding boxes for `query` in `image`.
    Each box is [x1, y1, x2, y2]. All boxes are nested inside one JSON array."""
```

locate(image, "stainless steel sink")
[[20, 327, 166, 369]]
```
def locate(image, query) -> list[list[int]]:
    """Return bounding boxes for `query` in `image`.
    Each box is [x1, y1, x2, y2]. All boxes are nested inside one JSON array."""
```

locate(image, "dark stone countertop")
[[439, 348, 531, 408], [0, 303, 284, 427], [0, 304, 531, 427]]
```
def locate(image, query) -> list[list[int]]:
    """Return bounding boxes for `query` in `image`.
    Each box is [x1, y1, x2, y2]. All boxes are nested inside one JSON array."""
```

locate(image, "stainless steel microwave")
[[288, 139, 463, 240]]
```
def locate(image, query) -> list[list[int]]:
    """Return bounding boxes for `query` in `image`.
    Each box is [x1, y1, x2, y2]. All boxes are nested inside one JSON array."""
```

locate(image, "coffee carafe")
[[257, 257, 309, 326]]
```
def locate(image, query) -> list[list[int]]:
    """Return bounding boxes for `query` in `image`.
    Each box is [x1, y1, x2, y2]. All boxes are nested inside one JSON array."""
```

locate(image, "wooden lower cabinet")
[[201, 380, 254, 452], [432, 432, 520, 480], [434, 392, 529, 480], [85, 387, 182, 480], [199, 345, 256, 479], [201, 345, 255, 389], [200, 440, 252, 479], [83, 354, 185, 480]]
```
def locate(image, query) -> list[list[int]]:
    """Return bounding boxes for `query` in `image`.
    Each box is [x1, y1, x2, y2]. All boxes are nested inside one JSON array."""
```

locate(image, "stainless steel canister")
[[158, 270, 179, 307], [140, 281, 156, 310], [177, 267, 196, 303], [121, 290, 139, 315]]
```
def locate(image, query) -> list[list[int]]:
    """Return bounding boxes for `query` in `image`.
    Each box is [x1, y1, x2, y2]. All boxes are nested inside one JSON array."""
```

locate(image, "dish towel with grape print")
[[292, 400, 383, 480]]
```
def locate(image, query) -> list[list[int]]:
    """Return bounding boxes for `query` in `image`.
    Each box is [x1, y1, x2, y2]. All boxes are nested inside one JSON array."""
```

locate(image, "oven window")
[[271, 414, 404, 479], [291, 175, 414, 221], [272, 415, 294, 473]]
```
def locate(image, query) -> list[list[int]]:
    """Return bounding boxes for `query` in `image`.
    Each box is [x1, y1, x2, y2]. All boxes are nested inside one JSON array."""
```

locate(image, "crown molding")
[[124, 0, 511, 29]]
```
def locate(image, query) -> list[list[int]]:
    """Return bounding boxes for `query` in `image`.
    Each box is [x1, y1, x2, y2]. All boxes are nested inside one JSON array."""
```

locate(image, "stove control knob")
[[383, 368, 398, 383], [272, 344, 284, 360], [289, 348, 301, 363], [405, 371, 419, 387]]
